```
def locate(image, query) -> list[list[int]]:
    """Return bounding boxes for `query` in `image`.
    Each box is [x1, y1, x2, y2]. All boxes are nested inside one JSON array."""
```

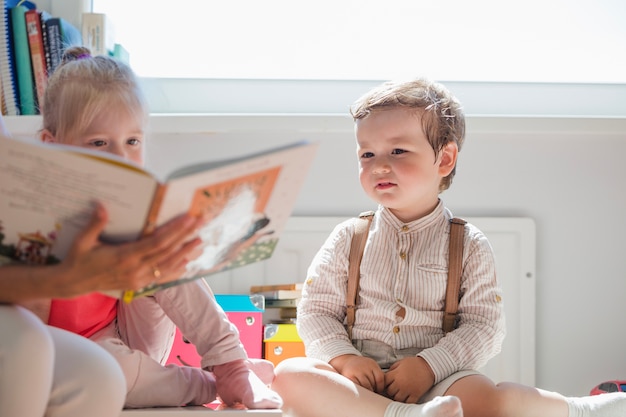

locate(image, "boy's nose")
[[373, 162, 391, 174]]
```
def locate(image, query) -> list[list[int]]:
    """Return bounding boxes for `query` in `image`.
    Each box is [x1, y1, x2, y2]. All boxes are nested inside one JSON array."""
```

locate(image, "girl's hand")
[[55, 203, 204, 297], [330, 354, 385, 394]]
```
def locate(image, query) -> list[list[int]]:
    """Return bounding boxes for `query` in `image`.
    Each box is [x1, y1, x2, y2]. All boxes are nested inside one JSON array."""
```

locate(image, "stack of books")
[[0, 2, 125, 116], [0, 0, 83, 115], [250, 283, 303, 324]]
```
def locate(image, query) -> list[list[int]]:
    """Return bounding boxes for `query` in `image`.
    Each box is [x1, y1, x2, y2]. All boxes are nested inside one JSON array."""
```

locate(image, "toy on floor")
[[590, 380, 626, 395]]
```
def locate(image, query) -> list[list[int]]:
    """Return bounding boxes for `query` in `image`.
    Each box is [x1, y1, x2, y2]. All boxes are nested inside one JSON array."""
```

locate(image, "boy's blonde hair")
[[42, 46, 148, 141], [350, 77, 465, 192]]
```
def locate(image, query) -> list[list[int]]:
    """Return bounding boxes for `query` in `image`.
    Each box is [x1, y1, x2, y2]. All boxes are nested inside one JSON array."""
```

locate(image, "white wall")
[[7, 114, 626, 397]]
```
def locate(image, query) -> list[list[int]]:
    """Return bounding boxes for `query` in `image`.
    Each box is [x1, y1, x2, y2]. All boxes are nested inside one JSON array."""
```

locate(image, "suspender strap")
[[442, 217, 467, 333], [346, 211, 374, 340], [346, 213, 466, 338]]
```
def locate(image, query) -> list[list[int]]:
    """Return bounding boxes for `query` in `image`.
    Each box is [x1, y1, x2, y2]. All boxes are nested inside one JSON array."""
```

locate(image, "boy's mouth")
[[376, 181, 396, 190]]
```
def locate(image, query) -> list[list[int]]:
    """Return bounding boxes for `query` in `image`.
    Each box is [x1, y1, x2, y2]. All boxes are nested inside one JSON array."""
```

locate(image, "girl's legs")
[[93, 320, 217, 408], [272, 357, 462, 417], [115, 279, 281, 408], [152, 280, 281, 408], [0, 305, 127, 417], [447, 374, 626, 417]]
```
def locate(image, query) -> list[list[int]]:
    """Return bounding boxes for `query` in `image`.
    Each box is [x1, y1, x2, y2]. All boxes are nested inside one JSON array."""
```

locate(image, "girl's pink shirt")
[[48, 294, 118, 338]]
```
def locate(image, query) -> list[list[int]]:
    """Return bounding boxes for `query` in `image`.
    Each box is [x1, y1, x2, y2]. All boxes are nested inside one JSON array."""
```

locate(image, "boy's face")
[[355, 107, 457, 223], [42, 109, 145, 167]]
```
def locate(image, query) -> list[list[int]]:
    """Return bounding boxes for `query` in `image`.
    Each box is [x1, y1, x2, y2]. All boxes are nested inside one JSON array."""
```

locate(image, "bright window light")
[[93, 0, 626, 83]]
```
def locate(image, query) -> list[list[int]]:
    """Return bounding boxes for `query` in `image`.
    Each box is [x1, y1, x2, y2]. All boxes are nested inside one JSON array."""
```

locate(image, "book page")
[[0, 137, 157, 263], [127, 141, 318, 296]]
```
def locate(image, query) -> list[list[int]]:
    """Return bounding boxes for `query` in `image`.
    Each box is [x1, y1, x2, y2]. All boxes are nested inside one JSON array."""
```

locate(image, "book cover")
[[10, 3, 36, 115], [0, 135, 318, 302], [250, 282, 303, 293], [25, 8, 46, 112]]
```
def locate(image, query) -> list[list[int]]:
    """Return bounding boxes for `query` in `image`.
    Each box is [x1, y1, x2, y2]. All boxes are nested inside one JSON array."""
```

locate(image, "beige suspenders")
[[345, 212, 466, 339]]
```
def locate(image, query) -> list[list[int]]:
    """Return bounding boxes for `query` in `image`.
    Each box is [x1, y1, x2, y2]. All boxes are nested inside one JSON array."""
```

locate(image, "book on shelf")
[[253, 289, 302, 300], [81, 12, 114, 56], [0, 135, 319, 302], [0, 0, 19, 115], [10, 3, 36, 115], [264, 298, 301, 308], [24, 8, 47, 110], [250, 282, 304, 293], [59, 17, 81, 49], [39, 11, 62, 76]]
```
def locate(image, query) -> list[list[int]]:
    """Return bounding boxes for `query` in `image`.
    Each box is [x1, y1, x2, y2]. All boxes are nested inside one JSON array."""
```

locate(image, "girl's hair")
[[42, 46, 148, 141], [350, 77, 466, 192]]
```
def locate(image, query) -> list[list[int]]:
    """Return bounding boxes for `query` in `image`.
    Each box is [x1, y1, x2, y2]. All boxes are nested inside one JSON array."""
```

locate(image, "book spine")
[[0, 0, 19, 115], [81, 12, 113, 56], [25, 9, 46, 113], [42, 17, 63, 75], [10, 5, 36, 115], [250, 283, 303, 292], [141, 183, 167, 237]]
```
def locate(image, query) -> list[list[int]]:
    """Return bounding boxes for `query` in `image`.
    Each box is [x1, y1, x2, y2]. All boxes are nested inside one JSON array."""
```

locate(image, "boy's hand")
[[384, 356, 434, 403], [330, 354, 385, 394]]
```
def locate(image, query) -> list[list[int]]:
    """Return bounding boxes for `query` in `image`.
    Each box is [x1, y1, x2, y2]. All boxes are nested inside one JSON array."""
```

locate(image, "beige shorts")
[[353, 339, 481, 404]]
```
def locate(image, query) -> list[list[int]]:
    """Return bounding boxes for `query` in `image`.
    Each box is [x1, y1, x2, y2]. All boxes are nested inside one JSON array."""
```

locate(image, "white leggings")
[[0, 305, 126, 417]]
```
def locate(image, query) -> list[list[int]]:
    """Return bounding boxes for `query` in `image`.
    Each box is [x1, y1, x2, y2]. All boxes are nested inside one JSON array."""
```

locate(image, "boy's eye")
[[361, 151, 374, 159], [92, 140, 107, 147], [127, 138, 141, 146], [391, 148, 406, 155]]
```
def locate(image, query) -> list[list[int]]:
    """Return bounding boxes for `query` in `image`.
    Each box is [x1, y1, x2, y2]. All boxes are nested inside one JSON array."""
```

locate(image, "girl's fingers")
[[70, 203, 109, 255]]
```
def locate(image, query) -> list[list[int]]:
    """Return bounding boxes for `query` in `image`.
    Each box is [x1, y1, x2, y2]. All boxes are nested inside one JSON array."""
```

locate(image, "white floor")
[[120, 407, 282, 416]]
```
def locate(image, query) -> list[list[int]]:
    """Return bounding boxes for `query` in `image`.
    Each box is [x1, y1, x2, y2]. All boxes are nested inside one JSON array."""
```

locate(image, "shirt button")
[[393, 326, 400, 334], [401, 225, 409, 232], [400, 252, 406, 260]]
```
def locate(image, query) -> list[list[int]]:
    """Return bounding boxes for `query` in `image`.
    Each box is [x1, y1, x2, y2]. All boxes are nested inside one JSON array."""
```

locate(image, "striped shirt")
[[297, 200, 506, 383]]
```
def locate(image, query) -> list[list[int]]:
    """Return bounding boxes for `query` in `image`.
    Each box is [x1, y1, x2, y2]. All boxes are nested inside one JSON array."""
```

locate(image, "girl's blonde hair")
[[42, 46, 148, 141], [350, 77, 465, 192]]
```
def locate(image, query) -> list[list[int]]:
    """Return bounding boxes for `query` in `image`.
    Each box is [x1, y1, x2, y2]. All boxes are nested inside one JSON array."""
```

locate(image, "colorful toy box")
[[165, 294, 265, 367], [263, 323, 305, 366]]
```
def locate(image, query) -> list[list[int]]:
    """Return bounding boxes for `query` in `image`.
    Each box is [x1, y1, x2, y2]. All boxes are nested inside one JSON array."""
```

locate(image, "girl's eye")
[[92, 140, 106, 147], [127, 138, 141, 146], [391, 148, 406, 155], [361, 151, 374, 159]]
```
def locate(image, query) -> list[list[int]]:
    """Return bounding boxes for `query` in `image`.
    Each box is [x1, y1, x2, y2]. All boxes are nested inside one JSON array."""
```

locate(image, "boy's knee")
[[274, 356, 318, 375]]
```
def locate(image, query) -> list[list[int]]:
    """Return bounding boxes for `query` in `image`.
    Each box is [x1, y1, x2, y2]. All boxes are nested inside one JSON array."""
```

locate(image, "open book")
[[0, 135, 318, 302]]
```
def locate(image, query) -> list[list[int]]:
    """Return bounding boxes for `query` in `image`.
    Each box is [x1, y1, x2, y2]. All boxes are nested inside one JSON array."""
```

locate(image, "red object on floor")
[[166, 294, 265, 367], [590, 380, 626, 395]]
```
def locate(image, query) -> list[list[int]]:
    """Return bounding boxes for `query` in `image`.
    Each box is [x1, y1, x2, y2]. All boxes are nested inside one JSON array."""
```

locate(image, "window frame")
[[140, 78, 626, 117]]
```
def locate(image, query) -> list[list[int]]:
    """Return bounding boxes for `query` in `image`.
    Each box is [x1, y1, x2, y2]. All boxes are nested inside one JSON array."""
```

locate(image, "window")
[[92, 1, 626, 115]]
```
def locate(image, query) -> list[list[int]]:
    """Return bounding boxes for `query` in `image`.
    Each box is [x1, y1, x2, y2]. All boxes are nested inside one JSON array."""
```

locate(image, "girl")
[[38, 46, 282, 410]]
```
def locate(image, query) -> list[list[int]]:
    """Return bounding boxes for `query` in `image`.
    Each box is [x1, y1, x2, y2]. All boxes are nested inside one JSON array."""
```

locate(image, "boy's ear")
[[438, 142, 458, 177], [40, 129, 57, 143]]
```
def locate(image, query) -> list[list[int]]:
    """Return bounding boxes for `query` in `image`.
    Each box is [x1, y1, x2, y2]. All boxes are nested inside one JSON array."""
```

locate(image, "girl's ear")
[[40, 129, 57, 143], [438, 142, 458, 177]]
